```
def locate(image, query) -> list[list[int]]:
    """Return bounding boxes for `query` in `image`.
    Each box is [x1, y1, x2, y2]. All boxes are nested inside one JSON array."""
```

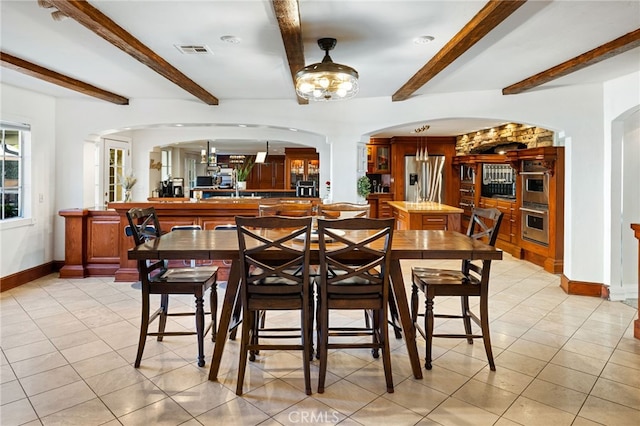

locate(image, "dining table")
[[128, 228, 503, 380]]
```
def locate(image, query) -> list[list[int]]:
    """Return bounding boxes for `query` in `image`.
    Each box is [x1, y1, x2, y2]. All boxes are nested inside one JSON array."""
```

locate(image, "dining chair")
[[316, 217, 395, 393], [317, 202, 370, 219], [410, 207, 503, 370], [234, 215, 313, 395], [258, 203, 313, 217], [126, 207, 218, 368]]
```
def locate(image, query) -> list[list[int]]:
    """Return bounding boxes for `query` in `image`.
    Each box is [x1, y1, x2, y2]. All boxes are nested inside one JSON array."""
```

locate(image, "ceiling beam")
[[46, 0, 219, 105], [392, 0, 527, 102], [0, 51, 129, 105], [503, 28, 640, 95], [272, 0, 308, 105]]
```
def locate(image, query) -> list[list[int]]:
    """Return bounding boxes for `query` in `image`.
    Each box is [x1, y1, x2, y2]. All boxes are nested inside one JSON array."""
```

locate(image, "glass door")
[[103, 138, 129, 205]]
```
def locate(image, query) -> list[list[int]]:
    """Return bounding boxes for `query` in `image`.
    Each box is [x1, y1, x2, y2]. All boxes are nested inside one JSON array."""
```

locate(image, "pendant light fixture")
[[295, 38, 359, 101]]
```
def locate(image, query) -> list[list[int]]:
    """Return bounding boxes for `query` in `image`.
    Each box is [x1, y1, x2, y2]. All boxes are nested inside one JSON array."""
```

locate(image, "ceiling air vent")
[[174, 44, 212, 54]]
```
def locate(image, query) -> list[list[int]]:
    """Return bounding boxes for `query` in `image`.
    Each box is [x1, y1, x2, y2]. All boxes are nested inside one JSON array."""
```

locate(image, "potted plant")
[[235, 156, 255, 189], [357, 175, 371, 199]]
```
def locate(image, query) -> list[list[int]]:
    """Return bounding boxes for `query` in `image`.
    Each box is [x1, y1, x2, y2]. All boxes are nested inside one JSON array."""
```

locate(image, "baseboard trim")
[[1, 262, 57, 292], [560, 274, 607, 298]]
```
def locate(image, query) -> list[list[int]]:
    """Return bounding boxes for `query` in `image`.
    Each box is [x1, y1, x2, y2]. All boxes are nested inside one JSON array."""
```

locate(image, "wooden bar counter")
[[387, 201, 463, 232], [59, 198, 320, 282]]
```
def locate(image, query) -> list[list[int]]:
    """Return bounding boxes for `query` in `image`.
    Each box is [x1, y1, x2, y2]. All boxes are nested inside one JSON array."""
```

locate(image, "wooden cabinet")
[[248, 155, 285, 189], [479, 197, 518, 245], [285, 148, 319, 190], [367, 144, 391, 174], [367, 193, 393, 218]]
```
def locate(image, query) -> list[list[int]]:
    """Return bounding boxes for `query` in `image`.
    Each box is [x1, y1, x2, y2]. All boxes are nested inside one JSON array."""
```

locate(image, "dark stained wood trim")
[[0, 51, 129, 105], [503, 28, 640, 95], [392, 0, 527, 102], [271, 0, 309, 105], [560, 274, 606, 298], [46, 0, 219, 105], [0, 262, 56, 292]]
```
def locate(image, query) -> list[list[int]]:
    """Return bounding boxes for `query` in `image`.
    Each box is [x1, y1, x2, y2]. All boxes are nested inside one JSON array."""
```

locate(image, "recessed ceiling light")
[[220, 35, 241, 44], [175, 124, 184, 127], [238, 124, 247, 128], [289, 128, 298, 132], [414, 35, 435, 45]]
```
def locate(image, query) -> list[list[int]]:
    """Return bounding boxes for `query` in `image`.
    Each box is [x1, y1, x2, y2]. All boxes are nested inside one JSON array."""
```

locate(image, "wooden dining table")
[[128, 229, 502, 380]]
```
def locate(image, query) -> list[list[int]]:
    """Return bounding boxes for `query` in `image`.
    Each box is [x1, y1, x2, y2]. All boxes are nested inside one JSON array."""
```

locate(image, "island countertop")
[[387, 201, 464, 214], [387, 201, 463, 232]]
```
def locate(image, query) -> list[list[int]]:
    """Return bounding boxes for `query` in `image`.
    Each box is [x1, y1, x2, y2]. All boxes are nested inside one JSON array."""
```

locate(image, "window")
[[1, 122, 28, 220], [161, 150, 172, 181], [186, 157, 197, 190]]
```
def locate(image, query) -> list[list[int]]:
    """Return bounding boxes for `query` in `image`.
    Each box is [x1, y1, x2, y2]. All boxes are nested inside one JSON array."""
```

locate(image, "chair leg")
[[195, 293, 205, 367], [135, 289, 151, 368], [371, 309, 380, 359], [461, 295, 473, 344], [387, 286, 403, 339], [479, 295, 496, 371], [229, 290, 242, 341], [301, 305, 312, 395], [249, 311, 259, 362], [210, 284, 217, 342], [425, 295, 434, 370], [379, 307, 394, 393], [410, 282, 419, 326], [236, 309, 253, 395], [317, 303, 329, 393], [157, 294, 169, 341]]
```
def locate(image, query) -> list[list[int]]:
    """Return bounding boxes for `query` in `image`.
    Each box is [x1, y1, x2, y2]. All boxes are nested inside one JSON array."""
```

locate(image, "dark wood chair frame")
[[318, 202, 371, 219], [234, 215, 313, 396], [126, 207, 218, 368], [258, 203, 314, 217], [410, 207, 503, 370], [316, 217, 395, 393]]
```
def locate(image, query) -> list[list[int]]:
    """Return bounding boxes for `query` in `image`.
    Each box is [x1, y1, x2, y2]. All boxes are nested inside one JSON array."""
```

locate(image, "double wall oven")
[[520, 160, 550, 245]]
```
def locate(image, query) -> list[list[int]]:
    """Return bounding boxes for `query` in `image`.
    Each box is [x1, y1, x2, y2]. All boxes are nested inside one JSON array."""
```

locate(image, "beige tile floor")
[[1, 255, 639, 425]]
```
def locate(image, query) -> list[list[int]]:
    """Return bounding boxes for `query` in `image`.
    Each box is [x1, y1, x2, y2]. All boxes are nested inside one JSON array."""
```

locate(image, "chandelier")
[[295, 38, 359, 101]]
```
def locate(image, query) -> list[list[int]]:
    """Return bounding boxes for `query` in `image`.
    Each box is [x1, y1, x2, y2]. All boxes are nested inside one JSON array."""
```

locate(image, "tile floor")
[[1, 255, 639, 425]]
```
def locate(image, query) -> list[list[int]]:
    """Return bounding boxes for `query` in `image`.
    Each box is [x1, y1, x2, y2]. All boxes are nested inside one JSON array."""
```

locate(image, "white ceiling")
[[1, 0, 639, 150]]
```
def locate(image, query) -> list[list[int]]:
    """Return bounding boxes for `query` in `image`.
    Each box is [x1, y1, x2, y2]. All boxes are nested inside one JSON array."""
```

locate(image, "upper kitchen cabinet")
[[367, 143, 391, 174], [285, 148, 319, 190]]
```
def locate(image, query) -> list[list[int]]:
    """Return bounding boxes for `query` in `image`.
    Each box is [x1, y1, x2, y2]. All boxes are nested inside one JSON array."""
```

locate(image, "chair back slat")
[[258, 203, 313, 217], [318, 203, 370, 219]]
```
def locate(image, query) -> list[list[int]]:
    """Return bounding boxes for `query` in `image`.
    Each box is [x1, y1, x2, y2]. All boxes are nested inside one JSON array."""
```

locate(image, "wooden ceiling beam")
[[392, 0, 527, 102], [47, 0, 218, 105], [503, 28, 640, 95], [272, 0, 308, 105], [1, 51, 129, 105]]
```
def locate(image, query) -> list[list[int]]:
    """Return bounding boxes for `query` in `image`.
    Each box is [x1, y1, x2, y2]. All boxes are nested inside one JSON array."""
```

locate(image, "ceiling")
[[1, 0, 639, 151]]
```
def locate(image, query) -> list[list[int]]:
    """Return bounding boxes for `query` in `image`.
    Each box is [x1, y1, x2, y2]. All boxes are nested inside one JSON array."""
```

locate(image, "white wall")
[[3, 75, 638, 298], [0, 85, 56, 277]]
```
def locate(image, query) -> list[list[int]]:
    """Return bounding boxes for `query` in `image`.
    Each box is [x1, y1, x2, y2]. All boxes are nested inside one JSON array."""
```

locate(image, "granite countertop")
[[387, 201, 464, 214]]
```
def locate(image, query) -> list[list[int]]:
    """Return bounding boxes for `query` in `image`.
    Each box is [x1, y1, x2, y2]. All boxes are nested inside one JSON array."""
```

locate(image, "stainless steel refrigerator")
[[404, 155, 445, 203]]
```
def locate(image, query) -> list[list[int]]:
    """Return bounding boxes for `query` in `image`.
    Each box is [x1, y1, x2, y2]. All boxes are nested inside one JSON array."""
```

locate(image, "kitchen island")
[[59, 198, 320, 282], [387, 201, 463, 232]]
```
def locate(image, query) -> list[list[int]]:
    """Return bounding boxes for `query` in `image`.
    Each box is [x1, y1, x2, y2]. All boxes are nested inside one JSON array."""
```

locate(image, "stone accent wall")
[[456, 123, 554, 155]]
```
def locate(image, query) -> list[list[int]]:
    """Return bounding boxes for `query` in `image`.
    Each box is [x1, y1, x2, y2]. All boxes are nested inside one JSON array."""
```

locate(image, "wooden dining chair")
[[316, 217, 395, 393], [318, 202, 370, 219], [410, 207, 503, 370], [126, 207, 218, 368], [258, 203, 313, 217], [234, 215, 313, 395]]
